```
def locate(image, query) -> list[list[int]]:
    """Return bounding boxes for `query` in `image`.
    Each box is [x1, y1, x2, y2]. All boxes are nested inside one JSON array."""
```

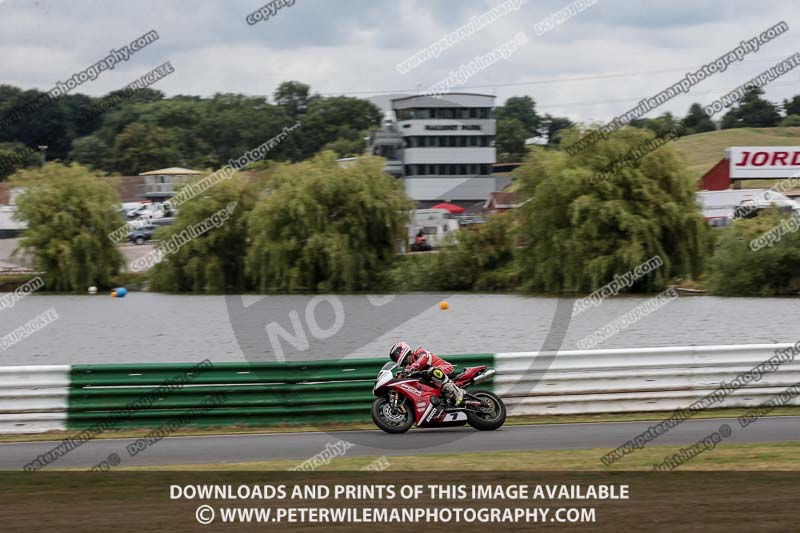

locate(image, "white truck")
[[696, 189, 800, 227], [408, 209, 460, 249]]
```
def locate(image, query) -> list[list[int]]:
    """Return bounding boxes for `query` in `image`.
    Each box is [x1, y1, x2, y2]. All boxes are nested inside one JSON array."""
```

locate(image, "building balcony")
[[403, 147, 496, 165]]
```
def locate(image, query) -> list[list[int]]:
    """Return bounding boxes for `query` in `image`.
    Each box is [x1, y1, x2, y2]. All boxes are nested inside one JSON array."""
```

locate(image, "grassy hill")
[[671, 126, 800, 185]]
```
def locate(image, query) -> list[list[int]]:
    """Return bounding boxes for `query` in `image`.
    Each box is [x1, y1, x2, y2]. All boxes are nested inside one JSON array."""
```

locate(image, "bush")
[[431, 213, 518, 291], [708, 209, 800, 295], [781, 114, 800, 127], [382, 213, 519, 292]]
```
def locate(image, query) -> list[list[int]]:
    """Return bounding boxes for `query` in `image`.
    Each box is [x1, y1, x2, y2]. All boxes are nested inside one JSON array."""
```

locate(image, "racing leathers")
[[405, 347, 464, 406]]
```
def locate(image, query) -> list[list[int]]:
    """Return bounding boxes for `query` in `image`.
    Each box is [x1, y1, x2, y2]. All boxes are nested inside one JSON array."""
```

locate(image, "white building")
[[368, 93, 497, 202]]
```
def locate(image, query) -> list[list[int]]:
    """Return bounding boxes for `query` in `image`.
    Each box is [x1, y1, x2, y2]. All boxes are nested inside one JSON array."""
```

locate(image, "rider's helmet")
[[389, 341, 412, 366]]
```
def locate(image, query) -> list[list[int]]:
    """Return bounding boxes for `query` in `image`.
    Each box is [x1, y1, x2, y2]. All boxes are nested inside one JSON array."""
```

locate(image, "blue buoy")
[[114, 287, 127, 298]]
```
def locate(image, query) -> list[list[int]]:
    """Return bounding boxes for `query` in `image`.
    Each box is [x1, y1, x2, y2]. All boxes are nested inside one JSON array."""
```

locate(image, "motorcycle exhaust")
[[471, 368, 495, 385]]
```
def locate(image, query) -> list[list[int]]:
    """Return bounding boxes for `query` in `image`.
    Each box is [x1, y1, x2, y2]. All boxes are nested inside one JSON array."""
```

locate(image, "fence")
[[0, 344, 798, 434]]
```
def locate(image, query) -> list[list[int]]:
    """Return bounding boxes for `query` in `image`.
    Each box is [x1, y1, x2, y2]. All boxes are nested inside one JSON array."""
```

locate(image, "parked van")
[[407, 209, 460, 248], [696, 189, 800, 225], [127, 203, 164, 220]]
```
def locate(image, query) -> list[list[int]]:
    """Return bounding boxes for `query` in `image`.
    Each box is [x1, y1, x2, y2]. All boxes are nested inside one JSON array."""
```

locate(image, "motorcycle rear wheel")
[[466, 390, 506, 431], [371, 396, 414, 434]]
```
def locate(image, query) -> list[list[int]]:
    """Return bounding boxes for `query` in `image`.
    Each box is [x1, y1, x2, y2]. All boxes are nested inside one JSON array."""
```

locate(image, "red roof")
[[431, 202, 465, 214]]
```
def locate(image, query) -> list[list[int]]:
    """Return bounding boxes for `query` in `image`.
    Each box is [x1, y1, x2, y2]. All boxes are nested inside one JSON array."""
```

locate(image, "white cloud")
[[1, 0, 798, 122]]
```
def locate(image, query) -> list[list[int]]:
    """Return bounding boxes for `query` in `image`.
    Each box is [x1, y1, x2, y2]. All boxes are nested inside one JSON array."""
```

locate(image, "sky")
[[0, 0, 798, 123]]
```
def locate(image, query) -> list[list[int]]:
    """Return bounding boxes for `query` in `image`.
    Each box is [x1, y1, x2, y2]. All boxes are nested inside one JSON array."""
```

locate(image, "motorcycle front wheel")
[[371, 396, 414, 434]]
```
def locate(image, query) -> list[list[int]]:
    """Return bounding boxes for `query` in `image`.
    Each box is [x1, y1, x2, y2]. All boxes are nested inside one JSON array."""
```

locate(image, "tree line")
[[2, 78, 798, 178], [10, 122, 800, 296], [0, 81, 382, 179], [494, 87, 800, 162]]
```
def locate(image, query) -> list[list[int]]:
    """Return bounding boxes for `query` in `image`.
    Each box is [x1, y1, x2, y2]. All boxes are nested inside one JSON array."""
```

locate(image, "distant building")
[[484, 191, 521, 214], [699, 146, 800, 190], [368, 93, 498, 202], [138, 167, 204, 200]]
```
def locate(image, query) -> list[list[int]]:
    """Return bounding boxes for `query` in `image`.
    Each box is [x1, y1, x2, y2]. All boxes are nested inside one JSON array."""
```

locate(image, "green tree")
[[321, 136, 365, 158], [10, 163, 124, 291], [246, 152, 412, 292], [431, 213, 518, 290], [708, 209, 800, 295], [629, 112, 680, 137], [273, 81, 310, 119], [681, 103, 716, 134], [0, 142, 40, 180], [494, 96, 541, 138], [293, 97, 383, 161], [495, 118, 528, 162], [515, 127, 706, 292], [149, 176, 259, 293], [721, 87, 781, 129], [111, 123, 180, 174], [782, 95, 800, 117], [542, 114, 574, 146], [69, 135, 111, 170], [781, 114, 800, 127]]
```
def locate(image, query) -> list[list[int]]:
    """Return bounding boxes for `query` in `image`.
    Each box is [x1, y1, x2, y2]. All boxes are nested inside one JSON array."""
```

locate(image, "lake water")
[[0, 292, 798, 366]]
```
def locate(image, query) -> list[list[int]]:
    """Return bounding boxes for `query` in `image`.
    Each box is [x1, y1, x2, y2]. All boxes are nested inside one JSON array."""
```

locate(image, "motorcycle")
[[370, 361, 506, 434]]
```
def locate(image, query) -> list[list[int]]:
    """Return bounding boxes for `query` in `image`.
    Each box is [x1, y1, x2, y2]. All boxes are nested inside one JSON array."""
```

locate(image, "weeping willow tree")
[[11, 163, 124, 291], [246, 152, 413, 292], [148, 175, 261, 293], [515, 127, 706, 293]]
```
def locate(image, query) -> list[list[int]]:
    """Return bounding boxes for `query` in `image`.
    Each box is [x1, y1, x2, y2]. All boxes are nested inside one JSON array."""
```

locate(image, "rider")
[[388, 342, 465, 406]]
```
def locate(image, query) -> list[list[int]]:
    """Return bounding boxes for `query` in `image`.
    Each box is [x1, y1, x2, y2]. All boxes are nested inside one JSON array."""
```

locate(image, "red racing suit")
[[405, 347, 454, 375], [405, 347, 463, 405]]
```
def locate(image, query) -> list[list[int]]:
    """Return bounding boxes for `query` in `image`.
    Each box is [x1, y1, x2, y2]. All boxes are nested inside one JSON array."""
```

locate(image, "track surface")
[[1, 416, 797, 470]]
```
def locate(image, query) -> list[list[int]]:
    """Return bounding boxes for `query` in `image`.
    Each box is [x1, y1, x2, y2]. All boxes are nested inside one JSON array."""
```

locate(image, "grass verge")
[[104, 441, 800, 471]]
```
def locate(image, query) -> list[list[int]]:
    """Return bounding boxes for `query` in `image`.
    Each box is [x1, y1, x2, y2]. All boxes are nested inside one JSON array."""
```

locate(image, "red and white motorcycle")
[[371, 361, 506, 434]]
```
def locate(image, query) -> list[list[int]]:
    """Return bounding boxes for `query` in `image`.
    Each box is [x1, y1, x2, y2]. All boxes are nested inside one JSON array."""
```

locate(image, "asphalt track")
[[0, 416, 797, 470]]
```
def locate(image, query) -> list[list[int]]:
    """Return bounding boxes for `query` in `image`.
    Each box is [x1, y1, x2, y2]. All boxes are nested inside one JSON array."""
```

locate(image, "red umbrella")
[[432, 202, 465, 214]]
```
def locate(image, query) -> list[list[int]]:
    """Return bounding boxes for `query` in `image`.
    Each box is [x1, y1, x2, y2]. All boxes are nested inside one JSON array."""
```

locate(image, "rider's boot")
[[442, 382, 464, 406]]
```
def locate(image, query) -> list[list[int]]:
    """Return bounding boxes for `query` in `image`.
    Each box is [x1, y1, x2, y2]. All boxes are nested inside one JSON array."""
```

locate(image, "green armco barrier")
[[66, 354, 495, 430]]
